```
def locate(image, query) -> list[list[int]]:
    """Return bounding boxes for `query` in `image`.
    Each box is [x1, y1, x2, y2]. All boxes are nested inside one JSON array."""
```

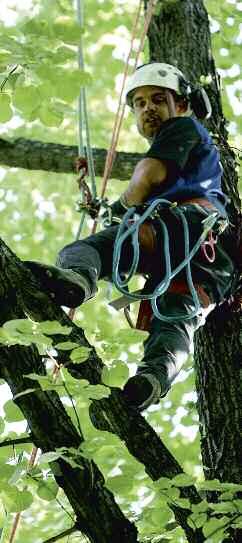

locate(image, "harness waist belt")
[[177, 197, 217, 210]]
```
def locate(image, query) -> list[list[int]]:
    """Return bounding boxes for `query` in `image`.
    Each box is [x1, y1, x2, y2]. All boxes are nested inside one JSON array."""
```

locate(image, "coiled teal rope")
[[112, 199, 219, 322]]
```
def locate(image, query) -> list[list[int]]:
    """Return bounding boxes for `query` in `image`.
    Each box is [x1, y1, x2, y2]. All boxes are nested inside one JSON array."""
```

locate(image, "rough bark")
[[0, 239, 138, 543], [0, 237, 206, 542], [0, 137, 141, 180], [147, 1, 241, 539], [0, 1, 241, 541]]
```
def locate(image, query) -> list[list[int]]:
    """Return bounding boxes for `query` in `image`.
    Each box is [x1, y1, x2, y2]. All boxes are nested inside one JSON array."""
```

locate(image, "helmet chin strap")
[[165, 89, 177, 119]]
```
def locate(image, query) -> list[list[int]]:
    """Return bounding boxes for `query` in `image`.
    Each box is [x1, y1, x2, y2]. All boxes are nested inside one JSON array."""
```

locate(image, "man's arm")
[[120, 157, 167, 207]]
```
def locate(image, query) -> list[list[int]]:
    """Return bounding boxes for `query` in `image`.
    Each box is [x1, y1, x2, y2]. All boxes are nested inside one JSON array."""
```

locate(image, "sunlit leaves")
[[3, 400, 26, 423], [2, 488, 33, 513], [14, 85, 41, 117], [0, 318, 72, 354], [0, 92, 12, 122], [69, 345, 91, 363], [102, 360, 129, 387], [36, 479, 59, 502]]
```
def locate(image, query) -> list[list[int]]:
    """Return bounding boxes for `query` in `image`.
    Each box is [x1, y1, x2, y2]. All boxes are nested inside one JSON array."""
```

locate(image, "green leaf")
[[219, 491, 235, 501], [2, 488, 33, 513], [38, 321, 72, 336], [38, 103, 63, 127], [0, 319, 53, 350], [39, 452, 62, 464], [37, 480, 59, 502], [0, 417, 5, 434], [24, 373, 58, 391], [165, 487, 180, 502], [203, 517, 229, 538], [70, 346, 91, 363], [173, 498, 191, 509], [171, 473, 194, 487], [84, 384, 110, 400], [151, 507, 171, 528], [3, 319, 34, 334], [210, 501, 239, 514], [0, 463, 15, 483], [54, 341, 79, 350], [154, 477, 172, 490], [13, 85, 41, 115], [191, 500, 210, 513], [3, 400, 26, 423], [0, 92, 12, 122], [102, 361, 129, 387], [198, 479, 225, 491], [188, 512, 208, 529], [52, 16, 81, 44]]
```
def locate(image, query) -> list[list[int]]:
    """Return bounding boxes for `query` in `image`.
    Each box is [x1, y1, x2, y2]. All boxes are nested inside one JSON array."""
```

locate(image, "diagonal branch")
[[42, 525, 78, 543], [0, 237, 138, 543], [0, 137, 142, 179], [0, 436, 32, 448], [0, 236, 206, 543]]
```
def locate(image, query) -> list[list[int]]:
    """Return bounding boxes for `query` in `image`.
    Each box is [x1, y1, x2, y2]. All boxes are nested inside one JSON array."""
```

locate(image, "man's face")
[[132, 85, 185, 139]]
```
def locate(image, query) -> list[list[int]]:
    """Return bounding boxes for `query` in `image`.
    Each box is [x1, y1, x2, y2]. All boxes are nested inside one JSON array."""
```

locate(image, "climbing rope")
[[112, 199, 219, 322], [76, 0, 157, 236], [9, 2, 158, 542]]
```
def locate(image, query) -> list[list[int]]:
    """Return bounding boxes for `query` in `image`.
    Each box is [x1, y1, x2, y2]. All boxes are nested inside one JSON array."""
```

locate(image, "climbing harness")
[[73, 0, 158, 326], [112, 199, 220, 322]]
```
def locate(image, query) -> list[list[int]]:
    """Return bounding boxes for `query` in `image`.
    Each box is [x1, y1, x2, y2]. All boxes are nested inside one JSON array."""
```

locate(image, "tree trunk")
[[147, 0, 241, 537], [0, 239, 138, 543], [0, 237, 206, 542], [0, 1, 241, 542]]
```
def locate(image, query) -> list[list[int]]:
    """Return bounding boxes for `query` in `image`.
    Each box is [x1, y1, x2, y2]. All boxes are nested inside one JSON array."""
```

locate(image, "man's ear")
[[177, 98, 189, 114]]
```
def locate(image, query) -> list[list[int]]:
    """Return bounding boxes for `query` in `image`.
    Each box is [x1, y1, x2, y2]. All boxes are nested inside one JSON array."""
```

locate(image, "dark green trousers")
[[57, 204, 234, 395]]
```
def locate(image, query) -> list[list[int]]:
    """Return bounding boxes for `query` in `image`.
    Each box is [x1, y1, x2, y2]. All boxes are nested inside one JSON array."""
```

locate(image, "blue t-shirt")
[[145, 117, 228, 216]]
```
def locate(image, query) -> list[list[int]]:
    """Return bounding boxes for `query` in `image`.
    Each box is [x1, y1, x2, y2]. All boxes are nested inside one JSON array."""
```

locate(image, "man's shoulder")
[[156, 116, 201, 139]]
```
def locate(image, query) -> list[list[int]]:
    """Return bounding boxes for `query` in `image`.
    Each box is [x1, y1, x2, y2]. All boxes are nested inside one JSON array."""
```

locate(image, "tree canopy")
[[0, 1, 241, 542]]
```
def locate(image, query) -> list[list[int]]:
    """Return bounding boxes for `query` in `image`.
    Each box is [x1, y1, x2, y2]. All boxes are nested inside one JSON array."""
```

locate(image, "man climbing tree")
[[25, 62, 235, 412], [0, 1, 241, 541]]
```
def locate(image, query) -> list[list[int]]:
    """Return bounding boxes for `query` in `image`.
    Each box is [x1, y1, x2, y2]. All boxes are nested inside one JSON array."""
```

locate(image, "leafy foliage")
[[0, 0, 241, 542]]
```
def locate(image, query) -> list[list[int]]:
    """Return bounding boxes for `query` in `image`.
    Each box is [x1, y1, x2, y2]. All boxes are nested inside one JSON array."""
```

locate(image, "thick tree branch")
[[0, 238, 138, 543], [0, 137, 141, 179], [0, 436, 32, 448], [43, 526, 77, 543], [0, 237, 205, 543]]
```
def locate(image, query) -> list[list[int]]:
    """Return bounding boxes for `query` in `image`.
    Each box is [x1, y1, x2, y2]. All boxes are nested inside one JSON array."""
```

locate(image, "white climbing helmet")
[[125, 62, 191, 107]]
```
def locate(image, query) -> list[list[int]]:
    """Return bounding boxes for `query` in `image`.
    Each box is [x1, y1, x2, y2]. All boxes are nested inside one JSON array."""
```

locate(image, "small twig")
[[62, 381, 83, 438], [8, 447, 38, 543], [42, 525, 77, 543], [0, 65, 19, 92], [0, 436, 32, 448]]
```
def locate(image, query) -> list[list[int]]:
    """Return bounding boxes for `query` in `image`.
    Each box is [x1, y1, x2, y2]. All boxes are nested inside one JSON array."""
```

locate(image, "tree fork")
[[0, 237, 207, 542], [0, 238, 138, 543]]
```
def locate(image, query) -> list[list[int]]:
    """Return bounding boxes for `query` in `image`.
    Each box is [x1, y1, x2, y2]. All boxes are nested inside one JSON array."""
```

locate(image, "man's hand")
[[120, 157, 167, 207], [102, 198, 128, 226]]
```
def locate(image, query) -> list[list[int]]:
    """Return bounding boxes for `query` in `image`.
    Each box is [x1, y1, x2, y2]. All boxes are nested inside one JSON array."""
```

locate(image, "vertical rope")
[[76, 0, 96, 199], [91, 0, 157, 235]]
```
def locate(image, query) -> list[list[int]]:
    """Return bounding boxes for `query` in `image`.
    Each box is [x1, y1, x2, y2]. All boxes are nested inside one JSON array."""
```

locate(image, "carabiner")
[[201, 230, 217, 263]]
